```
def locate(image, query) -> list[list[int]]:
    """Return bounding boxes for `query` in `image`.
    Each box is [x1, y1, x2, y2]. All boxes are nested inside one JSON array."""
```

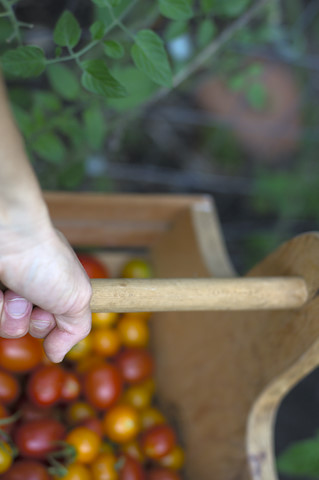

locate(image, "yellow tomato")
[[92, 312, 119, 329], [66, 427, 101, 464], [121, 259, 152, 279], [122, 383, 153, 410], [121, 439, 145, 463], [118, 316, 149, 348], [139, 406, 165, 431], [55, 463, 91, 480], [158, 445, 185, 470], [103, 405, 140, 444], [91, 452, 118, 480], [0, 442, 12, 474], [66, 401, 96, 425], [66, 336, 92, 362], [91, 329, 121, 357]]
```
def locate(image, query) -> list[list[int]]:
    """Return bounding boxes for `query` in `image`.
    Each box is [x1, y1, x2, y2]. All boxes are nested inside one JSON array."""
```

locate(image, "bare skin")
[[0, 71, 92, 363]]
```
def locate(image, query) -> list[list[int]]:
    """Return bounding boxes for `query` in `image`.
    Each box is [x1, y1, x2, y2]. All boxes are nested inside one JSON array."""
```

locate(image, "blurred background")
[[1, 0, 319, 478]]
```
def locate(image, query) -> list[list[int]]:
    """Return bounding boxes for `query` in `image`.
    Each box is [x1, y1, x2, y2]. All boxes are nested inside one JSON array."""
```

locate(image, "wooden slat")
[[44, 192, 212, 247]]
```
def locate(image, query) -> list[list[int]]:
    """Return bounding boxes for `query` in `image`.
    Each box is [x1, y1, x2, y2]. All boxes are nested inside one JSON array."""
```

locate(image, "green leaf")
[[59, 161, 85, 189], [34, 91, 62, 112], [277, 436, 319, 477], [131, 30, 172, 87], [104, 40, 124, 59], [246, 83, 268, 110], [197, 19, 216, 47], [1, 46, 46, 78], [164, 20, 188, 41], [83, 104, 107, 150], [11, 105, 33, 138], [81, 59, 127, 98], [90, 20, 106, 40], [33, 132, 66, 163], [91, 0, 109, 6], [54, 116, 82, 146], [108, 66, 157, 111], [228, 73, 246, 91], [200, 0, 250, 16], [53, 11, 81, 48], [47, 64, 80, 100], [200, 0, 214, 13], [159, 0, 193, 20]]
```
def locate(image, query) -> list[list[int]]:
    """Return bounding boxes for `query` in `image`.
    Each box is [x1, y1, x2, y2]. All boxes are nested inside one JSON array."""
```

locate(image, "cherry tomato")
[[66, 401, 96, 425], [140, 425, 176, 460], [66, 427, 101, 464], [61, 372, 81, 403], [103, 405, 140, 444], [54, 463, 91, 480], [66, 336, 92, 362], [147, 468, 181, 480], [118, 454, 146, 480], [121, 440, 144, 464], [82, 363, 123, 410], [118, 316, 149, 348], [80, 417, 103, 438], [0, 335, 43, 373], [19, 401, 55, 422], [2, 460, 51, 480], [121, 259, 152, 279], [123, 383, 153, 410], [27, 364, 65, 407], [158, 446, 184, 470], [91, 452, 117, 480], [116, 349, 153, 384], [0, 442, 13, 474], [14, 418, 65, 459], [77, 254, 109, 279], [91, 312, 118, 329], [91, 328, 121, 357], [0, 370, 20, 405]]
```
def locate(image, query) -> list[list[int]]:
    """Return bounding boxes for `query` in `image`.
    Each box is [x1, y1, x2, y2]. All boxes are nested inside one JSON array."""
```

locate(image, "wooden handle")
[[90, 277, 308, 312]]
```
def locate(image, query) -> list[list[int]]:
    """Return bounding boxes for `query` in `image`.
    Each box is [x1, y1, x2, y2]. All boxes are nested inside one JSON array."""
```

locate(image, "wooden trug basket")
[[45, 192, 319, 480]]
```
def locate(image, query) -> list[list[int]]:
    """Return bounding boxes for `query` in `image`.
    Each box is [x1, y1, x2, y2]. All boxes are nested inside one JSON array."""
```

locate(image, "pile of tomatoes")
[[0, 255, 184, 480]]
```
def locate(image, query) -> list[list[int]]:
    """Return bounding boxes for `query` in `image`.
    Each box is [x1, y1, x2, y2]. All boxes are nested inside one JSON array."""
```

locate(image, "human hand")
[[0, 210, 92, 363]]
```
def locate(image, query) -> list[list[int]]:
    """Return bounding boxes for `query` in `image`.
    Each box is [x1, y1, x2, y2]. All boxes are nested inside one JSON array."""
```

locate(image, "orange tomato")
[[103, 405, 140, 444], [55, 463, 91, 480], [91, 452, 118, 480], [117, 316, 149, 348], [92, 312, 119, 329], [66, 427, 101, 464], [91, 329, 121, 357], [121, 440, 145, 463]]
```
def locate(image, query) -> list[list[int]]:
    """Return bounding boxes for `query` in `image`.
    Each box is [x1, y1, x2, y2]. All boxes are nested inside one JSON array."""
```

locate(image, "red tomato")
[[80, 417, 104, 438], [2, 460, 51, 480], [147, 468, 181, 480], [116, 349, 154, 384], [82, 363, 123, 410], [140, 425, 176, 460], [19, 401, 53, 423], [77, 254, 109, 279], [13, 418, 66, 459], [27, 365, 66, 407], [0, 370, 20, 405], [0, 335, 43, 373], [118, 454, 146, 480], [61, 372, 81, 403]]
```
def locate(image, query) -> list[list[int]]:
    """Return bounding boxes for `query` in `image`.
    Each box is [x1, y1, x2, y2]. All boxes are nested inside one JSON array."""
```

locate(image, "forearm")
[[0, 71, 48, 227]]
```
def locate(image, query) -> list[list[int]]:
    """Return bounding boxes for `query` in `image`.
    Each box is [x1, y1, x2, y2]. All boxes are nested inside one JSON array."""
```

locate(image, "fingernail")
[[6, 298, 29, 317], [31, 320, 51, 331]]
